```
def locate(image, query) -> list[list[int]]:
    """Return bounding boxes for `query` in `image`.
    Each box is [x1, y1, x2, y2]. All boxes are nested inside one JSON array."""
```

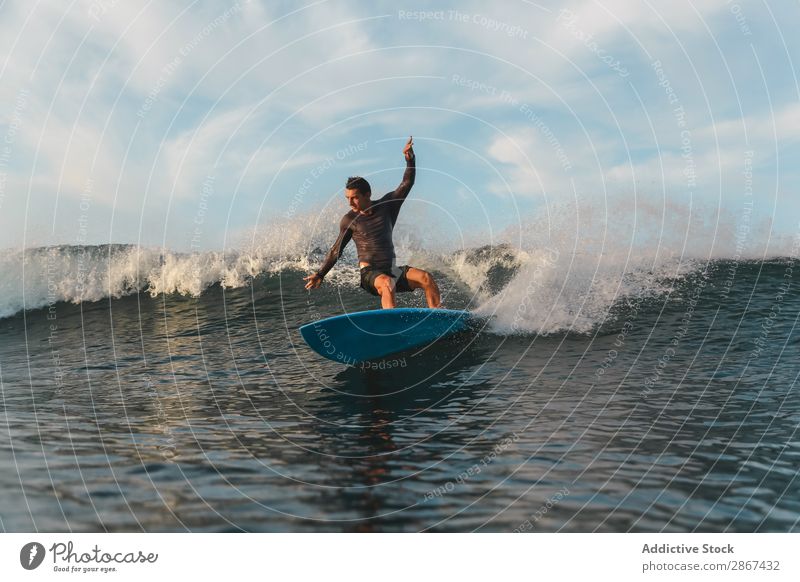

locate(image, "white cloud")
[[486, 131, 568, 198]]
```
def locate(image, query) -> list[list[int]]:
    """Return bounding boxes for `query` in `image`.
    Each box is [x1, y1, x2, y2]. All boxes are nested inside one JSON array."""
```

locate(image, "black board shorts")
[[360, 264, 413, 297]]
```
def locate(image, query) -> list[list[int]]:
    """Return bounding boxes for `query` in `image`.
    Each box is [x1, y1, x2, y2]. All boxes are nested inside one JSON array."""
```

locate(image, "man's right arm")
[[315, 215, 353, 279]]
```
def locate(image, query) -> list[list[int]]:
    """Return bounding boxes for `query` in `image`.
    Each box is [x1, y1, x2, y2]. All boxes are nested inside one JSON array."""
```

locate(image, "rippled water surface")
[[1, 263, 799, 532]]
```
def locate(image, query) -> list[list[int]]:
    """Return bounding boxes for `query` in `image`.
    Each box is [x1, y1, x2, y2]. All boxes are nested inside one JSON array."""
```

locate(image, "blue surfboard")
[[299, 308, 475, 364]]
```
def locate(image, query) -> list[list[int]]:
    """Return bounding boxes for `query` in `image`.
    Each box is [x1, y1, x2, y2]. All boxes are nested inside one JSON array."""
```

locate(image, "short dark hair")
[[345, 176, 371, 195]]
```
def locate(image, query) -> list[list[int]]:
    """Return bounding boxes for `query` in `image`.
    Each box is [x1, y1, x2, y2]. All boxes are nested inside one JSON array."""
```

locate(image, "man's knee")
[[374, 275, 395, 295], [417, 269, 433, 287]]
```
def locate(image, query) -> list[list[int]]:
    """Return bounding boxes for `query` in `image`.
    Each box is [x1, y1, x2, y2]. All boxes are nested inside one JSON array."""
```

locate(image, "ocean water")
[[1, 211, 799, 532]]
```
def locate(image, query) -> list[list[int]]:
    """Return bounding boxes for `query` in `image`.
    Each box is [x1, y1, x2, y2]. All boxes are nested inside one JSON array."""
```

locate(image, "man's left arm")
[[389, 136, 416, 201]]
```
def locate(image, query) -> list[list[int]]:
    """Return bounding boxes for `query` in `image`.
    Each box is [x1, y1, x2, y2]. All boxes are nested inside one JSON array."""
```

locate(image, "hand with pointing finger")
[[403, 136, 414, 161]]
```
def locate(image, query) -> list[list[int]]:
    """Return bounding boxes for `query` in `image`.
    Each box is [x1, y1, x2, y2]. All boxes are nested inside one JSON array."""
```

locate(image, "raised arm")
[[304, 215, 352, 289], [388, 136, 416, 201]]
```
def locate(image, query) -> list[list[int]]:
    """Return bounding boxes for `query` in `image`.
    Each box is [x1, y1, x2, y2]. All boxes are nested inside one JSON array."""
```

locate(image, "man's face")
[[345, 188, 369, 212]]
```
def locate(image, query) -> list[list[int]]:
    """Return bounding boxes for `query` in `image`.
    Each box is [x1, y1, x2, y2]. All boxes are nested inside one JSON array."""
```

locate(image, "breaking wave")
[[2, 197, 796, 335]]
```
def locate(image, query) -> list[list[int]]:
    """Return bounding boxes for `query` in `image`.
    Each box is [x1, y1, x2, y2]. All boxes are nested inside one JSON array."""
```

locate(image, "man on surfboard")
[[304, 137, 442, 309]]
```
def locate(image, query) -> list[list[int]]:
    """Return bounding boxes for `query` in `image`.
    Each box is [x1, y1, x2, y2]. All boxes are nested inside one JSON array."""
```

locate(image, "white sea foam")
[[0, 207, 361, 319], [0, 245, 310, 320], [467, 196, 787, 334]]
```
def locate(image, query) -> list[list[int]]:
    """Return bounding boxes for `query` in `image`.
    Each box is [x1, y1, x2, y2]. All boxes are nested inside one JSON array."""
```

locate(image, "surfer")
[[304, 137, 442, 309]]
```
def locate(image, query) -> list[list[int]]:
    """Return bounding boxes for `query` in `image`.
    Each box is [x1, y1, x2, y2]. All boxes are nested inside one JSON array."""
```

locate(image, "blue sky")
[[0, 0, 797, 252]]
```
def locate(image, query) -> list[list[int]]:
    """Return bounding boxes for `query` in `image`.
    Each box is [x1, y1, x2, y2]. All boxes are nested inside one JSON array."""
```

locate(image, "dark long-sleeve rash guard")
[[316, 156, 416, 278]]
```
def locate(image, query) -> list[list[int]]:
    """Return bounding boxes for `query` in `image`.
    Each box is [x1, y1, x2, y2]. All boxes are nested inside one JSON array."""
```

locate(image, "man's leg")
[[404, 267, 441, 308], [374, 274, 397, 309]]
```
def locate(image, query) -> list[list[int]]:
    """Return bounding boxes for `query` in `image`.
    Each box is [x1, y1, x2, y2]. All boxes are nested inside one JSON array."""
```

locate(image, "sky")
[[0, 0, 797, 253]]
